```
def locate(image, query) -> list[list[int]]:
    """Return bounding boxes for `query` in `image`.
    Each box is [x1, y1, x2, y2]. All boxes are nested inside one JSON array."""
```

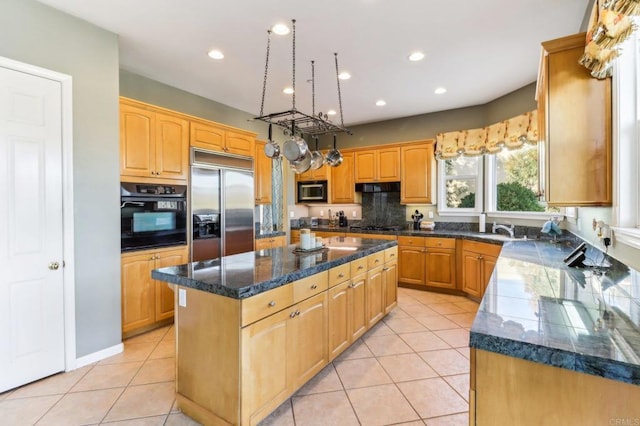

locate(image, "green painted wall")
[[1, 0, 121, 357]]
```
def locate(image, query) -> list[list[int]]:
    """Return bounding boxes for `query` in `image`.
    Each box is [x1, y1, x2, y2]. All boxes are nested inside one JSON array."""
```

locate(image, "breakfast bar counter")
[[469, 239, 640, 424]]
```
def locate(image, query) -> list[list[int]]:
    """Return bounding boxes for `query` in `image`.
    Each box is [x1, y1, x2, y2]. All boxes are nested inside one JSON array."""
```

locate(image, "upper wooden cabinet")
[[120, 100, 189, 182], [538, 33, 612, 206], [354, 147, 400, 183], [296, 156, 330, 181], [400, 142, 434, 204], [330, 152, 355, 204], [190, 119, 255, 157], [254, 141, 273, 204]]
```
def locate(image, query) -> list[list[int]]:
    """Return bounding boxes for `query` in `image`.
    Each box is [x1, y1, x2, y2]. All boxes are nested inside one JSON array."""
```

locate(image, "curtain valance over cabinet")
[[580, 0, 639, 79], [435, 110, 538, 160]]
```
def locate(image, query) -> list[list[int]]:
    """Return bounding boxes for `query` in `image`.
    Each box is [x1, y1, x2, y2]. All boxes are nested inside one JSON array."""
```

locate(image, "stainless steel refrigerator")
[[190, 149, 254, 262]]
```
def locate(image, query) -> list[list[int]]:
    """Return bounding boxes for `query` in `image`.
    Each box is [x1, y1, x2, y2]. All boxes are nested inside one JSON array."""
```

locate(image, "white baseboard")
[[74, 343, 124, 369]]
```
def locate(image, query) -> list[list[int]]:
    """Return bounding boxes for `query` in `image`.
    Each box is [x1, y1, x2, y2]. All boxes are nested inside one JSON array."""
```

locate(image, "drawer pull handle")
[[382, 267, 389, 271], [375, 259, 380, 263], [310, 284, 317, 289], [389, 253, 395, 257], [268, 301, 276, 307], [338, 273, 345, 278], [296, 310, 301, 316], [358, 266, 364, 270], [348, 283, 355, 288], [290, 311, 297, 318]]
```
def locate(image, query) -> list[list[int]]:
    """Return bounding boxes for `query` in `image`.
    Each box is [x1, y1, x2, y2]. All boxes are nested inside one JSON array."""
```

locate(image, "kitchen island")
[[152, 237, 398, 426], [469, 239, 640, 424]]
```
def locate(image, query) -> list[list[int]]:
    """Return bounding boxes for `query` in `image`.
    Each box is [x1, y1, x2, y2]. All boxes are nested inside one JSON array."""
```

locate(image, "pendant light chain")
[[259, 30, 272, 117], [334, 52, 345, 127], [311, 60, 316, 117], [291, 19, 296, 113]]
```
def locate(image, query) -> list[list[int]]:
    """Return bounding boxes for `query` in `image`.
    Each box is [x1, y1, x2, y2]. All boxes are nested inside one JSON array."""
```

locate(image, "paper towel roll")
[[479, 213, 486, 233]]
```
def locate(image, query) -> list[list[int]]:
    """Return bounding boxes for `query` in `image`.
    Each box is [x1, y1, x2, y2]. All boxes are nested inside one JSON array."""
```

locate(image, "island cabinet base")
[[470, 349, 640, 425], [174, 246, 398, 426]]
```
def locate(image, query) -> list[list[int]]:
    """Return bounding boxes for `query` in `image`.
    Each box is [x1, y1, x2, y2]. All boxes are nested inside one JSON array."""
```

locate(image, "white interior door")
[[0, 66, 65, 392]]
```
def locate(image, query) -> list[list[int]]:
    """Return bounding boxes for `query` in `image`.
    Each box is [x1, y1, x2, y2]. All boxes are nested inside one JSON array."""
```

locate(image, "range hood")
[[355, 182, 401, 193]]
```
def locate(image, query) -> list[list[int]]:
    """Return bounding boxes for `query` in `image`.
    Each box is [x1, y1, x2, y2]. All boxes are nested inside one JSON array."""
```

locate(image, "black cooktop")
[[349, 225, 402, 231]]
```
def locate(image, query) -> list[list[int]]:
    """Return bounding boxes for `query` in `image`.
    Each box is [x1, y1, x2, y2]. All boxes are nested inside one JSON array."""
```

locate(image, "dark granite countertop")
[[255, 230, 287, 239], [152, 237, 397, 299], [470, 239, 640, 386], [291, 225, 511, 245]]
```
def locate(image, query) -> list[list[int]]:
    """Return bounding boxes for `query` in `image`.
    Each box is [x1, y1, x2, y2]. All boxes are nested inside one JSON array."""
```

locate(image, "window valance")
[[435, 110, 538, 160], [580, 0, 639, 79]]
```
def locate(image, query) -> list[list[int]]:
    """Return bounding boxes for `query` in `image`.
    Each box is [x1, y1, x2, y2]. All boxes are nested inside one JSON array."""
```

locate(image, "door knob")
[[48, 262, 60, 270]]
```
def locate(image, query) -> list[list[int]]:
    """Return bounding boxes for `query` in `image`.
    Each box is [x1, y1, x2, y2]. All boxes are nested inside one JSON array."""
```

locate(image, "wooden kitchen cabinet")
[[255, 235, 286, 251], [382, 246, 399, 314], [354, 147, 401, 183], [120, 99, 189, 182], [538, 33, 612, 206], [401, 141, 434, 204], [424, 238, 456, 290], [121, 245, 188, 337], [330, 152, 355, 204], [254, 141, 273, 204], [398, 236, 426, 286], [296, 155, 330, 181], [190, 119, 255, 157], [366, 265, 385, 327], [461, 240, 501, 300]]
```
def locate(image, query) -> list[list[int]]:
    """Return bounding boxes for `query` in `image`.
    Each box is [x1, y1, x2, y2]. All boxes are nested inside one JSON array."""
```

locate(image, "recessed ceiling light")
[[338, 72, 351, 80], [327, 110, 337, 115], [434, 87, 447, 95], [207, 49, 224, 60], [376, 100, 386, 107], [272, 23, 290, 35], [408, 52, 425, 62], [283, 87, 294, 94]]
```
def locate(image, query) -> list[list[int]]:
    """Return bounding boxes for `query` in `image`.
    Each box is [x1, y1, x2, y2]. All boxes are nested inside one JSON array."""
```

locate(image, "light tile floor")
[[0, 288, 478, 425]]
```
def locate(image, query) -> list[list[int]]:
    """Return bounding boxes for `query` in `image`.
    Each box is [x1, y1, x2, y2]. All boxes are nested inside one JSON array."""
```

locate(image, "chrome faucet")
[[492, 222, 515, 238]]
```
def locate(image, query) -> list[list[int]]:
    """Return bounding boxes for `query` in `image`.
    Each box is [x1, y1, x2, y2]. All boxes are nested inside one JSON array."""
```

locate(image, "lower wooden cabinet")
[[398, 236, 456, 289], [461, 240, 501, 300], [398, 244, 426, 285], [383, 256, 398, 314], [255, 235, 286, 250], [121, 245, 188, 337], [174, 249, 397, 426]]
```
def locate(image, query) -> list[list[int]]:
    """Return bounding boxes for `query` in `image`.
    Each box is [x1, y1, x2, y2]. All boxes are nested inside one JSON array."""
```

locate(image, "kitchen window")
[[438, 156, 483, 214], [612, 25, 640, 249]]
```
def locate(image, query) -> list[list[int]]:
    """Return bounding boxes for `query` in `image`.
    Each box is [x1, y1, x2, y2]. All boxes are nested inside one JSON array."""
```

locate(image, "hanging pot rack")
[[254, 19, 352, 137]]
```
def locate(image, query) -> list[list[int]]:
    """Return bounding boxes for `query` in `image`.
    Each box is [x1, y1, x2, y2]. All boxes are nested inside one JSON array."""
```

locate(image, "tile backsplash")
[[360, 192, 406, 226]]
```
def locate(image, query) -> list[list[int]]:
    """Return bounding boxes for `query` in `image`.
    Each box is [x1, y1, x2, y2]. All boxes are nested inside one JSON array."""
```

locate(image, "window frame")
[[437, 156, 484, 215], [611, 26, 640, 249]]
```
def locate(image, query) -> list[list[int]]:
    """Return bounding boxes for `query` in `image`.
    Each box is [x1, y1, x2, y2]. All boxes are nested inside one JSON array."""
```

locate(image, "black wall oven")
[[120, 182, 187, 252]]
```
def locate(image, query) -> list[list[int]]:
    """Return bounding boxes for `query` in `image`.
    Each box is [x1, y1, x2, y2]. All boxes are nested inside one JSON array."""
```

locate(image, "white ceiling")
[[39, 0, 588, 126]]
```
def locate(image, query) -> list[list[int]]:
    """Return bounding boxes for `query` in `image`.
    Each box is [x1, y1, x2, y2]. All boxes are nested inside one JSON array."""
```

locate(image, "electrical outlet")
[[320, 210, 324, 216], [428, 211, 434, 219], [289, 211, 294, 218], [352, 210, 357, 218]]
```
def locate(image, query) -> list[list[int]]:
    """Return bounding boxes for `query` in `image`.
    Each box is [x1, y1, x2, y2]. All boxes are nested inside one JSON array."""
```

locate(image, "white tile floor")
[[0, 288, 478, 425]]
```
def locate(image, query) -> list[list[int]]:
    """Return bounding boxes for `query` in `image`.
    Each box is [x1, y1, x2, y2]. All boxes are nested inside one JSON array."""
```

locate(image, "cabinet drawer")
[[384, 246, 398, 263], [329, 263, 350, 287], [398, 236, 425, 247], [241, 285, 293, 327], [367, 251, 385, 269], [351, 257, 368, 276], [425, 237, 455, 249], [463, 240, 503, 257], [293, 271, 328, 303]]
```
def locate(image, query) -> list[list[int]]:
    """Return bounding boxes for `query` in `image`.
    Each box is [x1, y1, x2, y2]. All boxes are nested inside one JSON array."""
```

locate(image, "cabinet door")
[[155, 247, 188, 321], [350, 273, 367, 341], [425, 248, 456, 289], [383, 260, 398, 314], [120, 104, 155, 178], [401, 143, 433, 204], [241, 309, 290, 426], [226, 131, 255, 157], [190, 121, 225, 152], [366, 266, 385, 328], [331, 152, 355, 203], [254, 238, 271, 251], [289, 292, 328, 390], [290, 230, 300, 244], [377, 147, 401, 181], [398, 246, 425, 286], [462, 250, 482, 298], [354, 150, 377, 182], [542, 34, 611, 206], [121, 252, 155, 333], [270, 236, 286, 248], [254, 141, 273, 204], [155, 113, 189, 181], [328, 281, 350, 361]]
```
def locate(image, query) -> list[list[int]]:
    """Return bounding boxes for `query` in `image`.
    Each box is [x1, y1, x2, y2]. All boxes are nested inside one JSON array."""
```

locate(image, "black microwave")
[[297, 180, 328, 203]]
